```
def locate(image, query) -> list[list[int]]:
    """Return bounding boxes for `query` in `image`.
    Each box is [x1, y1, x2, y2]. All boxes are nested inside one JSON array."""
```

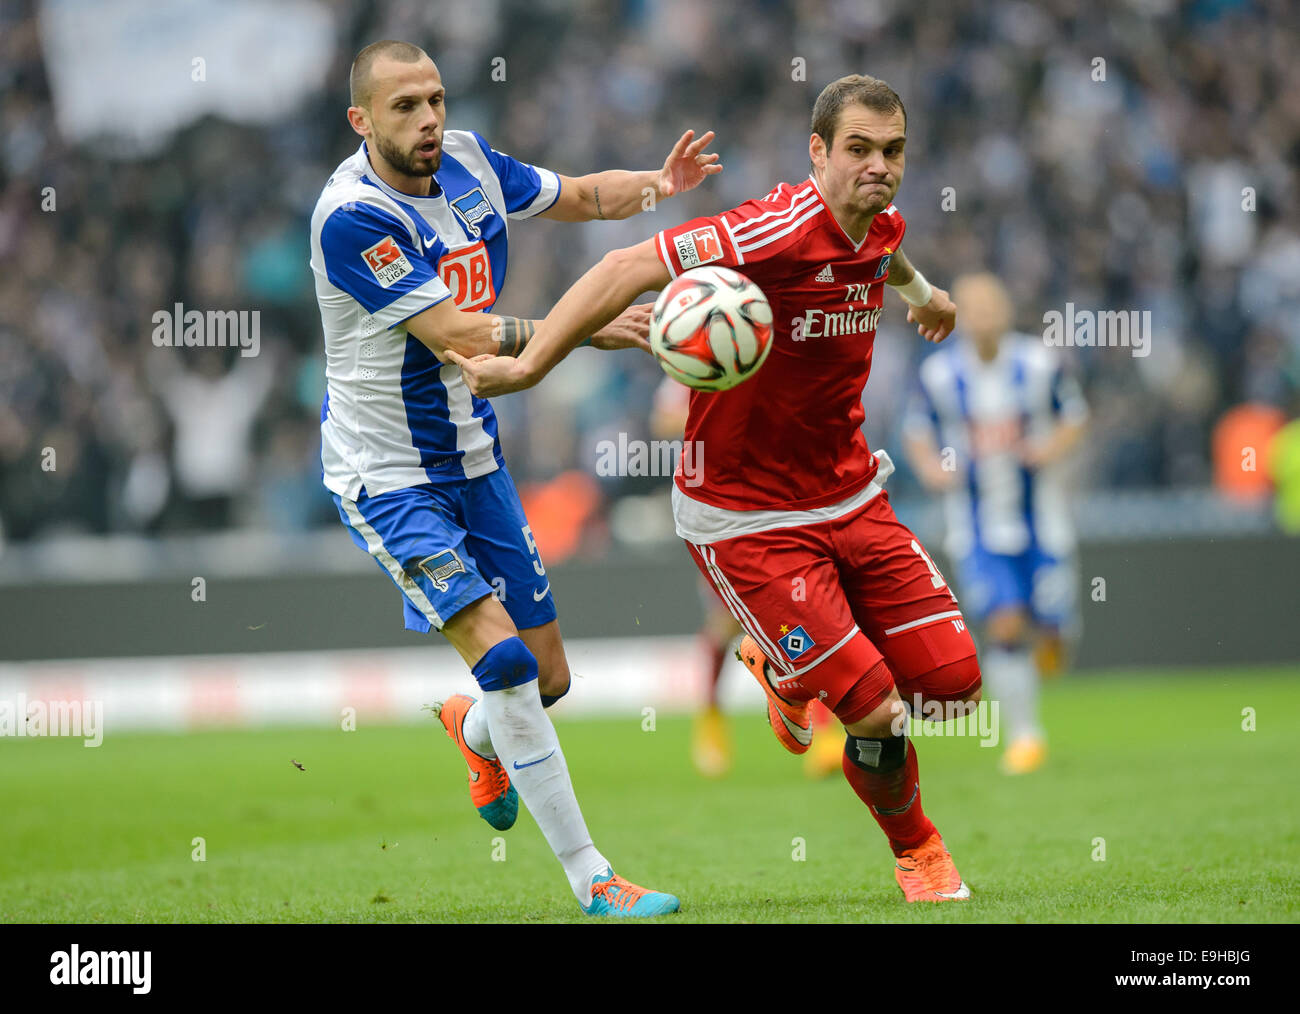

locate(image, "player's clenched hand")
[[590, 302, 652, 353], [657, 129, 722, 198], [443, 350, 533, 398], [907, 286, 956, 343]]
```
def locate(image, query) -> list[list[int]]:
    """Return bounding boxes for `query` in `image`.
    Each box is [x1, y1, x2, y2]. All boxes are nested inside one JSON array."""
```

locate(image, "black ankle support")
[[844, 733, 907, 772]]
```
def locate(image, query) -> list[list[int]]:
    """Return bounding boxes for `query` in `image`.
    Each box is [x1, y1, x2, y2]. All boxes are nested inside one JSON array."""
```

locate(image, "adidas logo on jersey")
[[814, 264, 835, 283]]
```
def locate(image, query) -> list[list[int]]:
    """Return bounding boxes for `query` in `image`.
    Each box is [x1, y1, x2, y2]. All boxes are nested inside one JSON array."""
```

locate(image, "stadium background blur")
[[3, 0, 1298, 551]]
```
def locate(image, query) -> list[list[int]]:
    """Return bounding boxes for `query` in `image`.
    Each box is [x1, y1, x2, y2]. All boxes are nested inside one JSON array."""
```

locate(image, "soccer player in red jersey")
[[651, 376, 842, 781], [448, 75, 981, 903]]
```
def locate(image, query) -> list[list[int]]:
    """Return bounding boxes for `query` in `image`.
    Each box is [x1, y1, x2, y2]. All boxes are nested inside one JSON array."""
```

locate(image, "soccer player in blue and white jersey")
[[309, 40, 720, 917], [902, 273, 1088, 774]]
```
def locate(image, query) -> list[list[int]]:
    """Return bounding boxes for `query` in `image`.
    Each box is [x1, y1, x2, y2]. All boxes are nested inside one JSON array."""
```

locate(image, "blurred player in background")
[[651, 378, 841, 779], [311, 41, 721, 917], [451, 75, 985, 903], [902, 273, 1088, 774]]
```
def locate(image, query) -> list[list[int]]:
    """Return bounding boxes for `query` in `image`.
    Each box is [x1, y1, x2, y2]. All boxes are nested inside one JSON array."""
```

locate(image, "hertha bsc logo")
[[416, 549, 467, 592], [450, 187, 495, 237]]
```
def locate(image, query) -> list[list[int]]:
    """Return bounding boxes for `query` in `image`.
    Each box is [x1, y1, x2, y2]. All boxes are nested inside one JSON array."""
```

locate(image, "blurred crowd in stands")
[[2, 0, 1297, 551]]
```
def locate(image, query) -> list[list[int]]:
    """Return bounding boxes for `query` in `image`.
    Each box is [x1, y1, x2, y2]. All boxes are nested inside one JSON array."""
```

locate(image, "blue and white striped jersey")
[[310, 130, 560, 499], [905, 333, 1089, 559]]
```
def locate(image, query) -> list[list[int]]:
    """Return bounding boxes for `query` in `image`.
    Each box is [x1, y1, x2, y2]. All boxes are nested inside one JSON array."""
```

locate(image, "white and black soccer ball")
[[649, 266, 774, 392]]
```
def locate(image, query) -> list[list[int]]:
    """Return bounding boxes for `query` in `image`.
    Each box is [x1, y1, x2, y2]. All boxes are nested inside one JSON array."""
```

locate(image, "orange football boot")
[[894, 833, 971, 902], [735, 635, 812, 754], [429, 693, 518, 831]]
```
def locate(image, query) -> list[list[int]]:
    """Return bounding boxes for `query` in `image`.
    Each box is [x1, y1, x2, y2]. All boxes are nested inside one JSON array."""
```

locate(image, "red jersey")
[[654, 176, 906, 512]]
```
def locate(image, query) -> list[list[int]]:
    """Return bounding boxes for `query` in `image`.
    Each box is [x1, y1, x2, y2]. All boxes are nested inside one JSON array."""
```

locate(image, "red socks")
[[841, 737, 936, 854]]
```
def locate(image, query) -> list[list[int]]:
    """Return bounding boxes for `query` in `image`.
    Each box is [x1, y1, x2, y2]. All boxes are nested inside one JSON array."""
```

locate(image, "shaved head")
[[345, 40, 446, 193], [350, 39, 428, 109]]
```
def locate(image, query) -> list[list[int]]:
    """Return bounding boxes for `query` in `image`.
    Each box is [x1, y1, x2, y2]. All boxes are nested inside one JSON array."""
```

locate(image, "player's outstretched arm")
[[886, 249, 957, 343], [404, 299, 542, 362], [446, 239, 671, 397], [540, 130, 721, 222], [404, 293, 650, 365]]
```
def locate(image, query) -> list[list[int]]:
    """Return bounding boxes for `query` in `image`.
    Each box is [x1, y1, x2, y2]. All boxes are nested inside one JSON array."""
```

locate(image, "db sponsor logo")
[[438, 241, 496, 312]]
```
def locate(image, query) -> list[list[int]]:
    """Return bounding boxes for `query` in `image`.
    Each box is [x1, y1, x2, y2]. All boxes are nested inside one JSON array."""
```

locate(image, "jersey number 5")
[[521, 525, 546, 577]]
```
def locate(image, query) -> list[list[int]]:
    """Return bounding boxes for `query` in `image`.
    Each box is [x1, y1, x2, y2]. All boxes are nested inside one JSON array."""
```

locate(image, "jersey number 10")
[[911, 539, 957, 603]]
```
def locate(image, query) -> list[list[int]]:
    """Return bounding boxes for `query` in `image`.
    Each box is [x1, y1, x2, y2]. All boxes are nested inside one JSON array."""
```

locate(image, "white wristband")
[[894, 271, 933, 307]]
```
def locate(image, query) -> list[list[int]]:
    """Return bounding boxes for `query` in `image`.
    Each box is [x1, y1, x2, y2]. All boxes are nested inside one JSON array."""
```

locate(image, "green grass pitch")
[[2, 666, 1297, 923]]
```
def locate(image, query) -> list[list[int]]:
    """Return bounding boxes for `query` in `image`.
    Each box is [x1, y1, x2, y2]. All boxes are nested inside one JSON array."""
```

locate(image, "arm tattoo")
[[494, 317, 536, 357], [593, 185, 606, 221]]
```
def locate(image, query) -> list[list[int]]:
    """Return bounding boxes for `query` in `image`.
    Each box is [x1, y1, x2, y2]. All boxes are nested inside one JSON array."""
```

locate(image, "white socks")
[[476, 684, 609, 905], [984, 646, 1043, 742], [461, 698, 495, 758]]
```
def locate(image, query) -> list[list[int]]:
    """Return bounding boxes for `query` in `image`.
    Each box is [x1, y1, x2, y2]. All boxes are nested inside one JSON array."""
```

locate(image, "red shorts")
[[686, 490, 980, 725]]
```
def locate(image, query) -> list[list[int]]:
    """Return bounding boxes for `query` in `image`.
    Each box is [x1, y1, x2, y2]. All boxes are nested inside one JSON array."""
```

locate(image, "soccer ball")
[[649, 265, 774, 392]]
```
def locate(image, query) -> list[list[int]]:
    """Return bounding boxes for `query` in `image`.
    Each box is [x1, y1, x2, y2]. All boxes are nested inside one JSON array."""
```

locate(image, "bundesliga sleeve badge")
[[674, 225, 723, 269], [361, 235, 415, 288]]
